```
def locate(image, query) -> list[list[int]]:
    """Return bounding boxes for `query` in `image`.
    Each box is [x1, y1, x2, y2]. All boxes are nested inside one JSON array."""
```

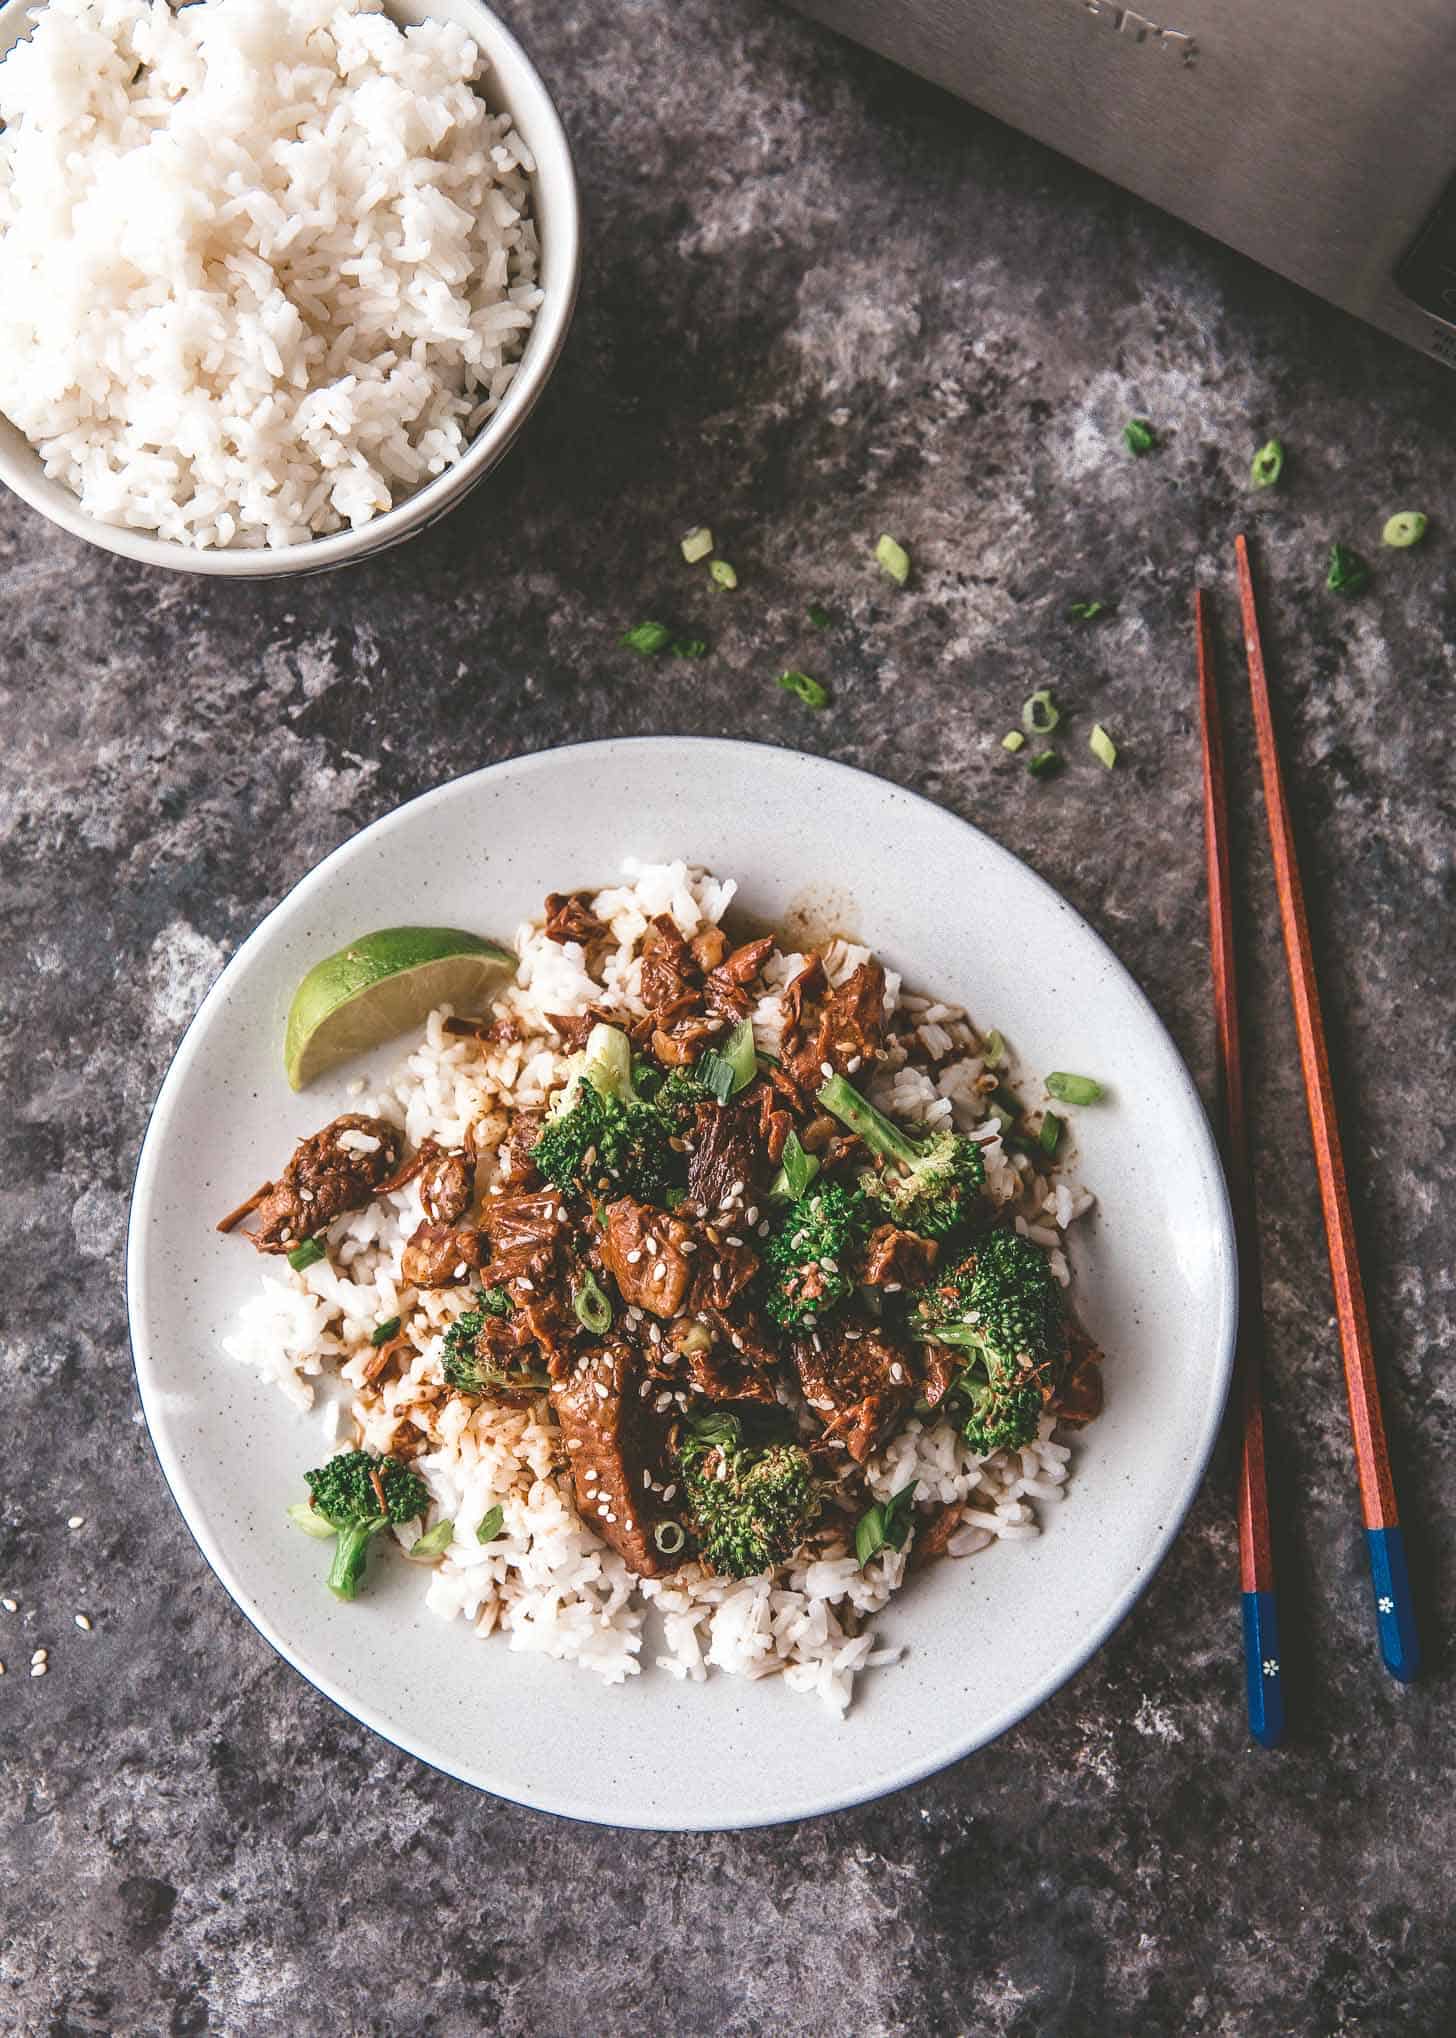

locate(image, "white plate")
[[127, 739, 1236, 1829]]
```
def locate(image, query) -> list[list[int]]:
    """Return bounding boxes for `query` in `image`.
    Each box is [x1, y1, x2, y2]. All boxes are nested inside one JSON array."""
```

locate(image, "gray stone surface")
[[2, 1, 1453, 2031]]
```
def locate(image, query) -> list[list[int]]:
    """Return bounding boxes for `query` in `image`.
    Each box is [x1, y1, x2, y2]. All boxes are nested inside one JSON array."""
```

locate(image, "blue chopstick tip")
[[1366, 1526, 1420, 1684], [1240, 1590, 1286, 1748]]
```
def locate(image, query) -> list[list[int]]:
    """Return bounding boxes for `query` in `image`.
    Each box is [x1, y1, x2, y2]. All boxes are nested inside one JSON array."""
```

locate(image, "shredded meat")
[[679, 1336, 778, 1403], [498, 1112, 544, 1187], [544, 1004, 620, 1051], [911, 1502, 964, 1570], [379, 1136, 477, 1227], [783, 959, 889, 1090], [480, 1191, 568, 1256], [550, 1345, 671, 1575], [216, 1115, 402, 1253], [780, 956, 826, 1039], [651, 1016, 723, 1066], [400, 1222, 486, 1288], [1053, 1321, 1104, 1426], [689, 1234, 759, 1312], [703, 934, 775, 1019], [862, 1223, 939, 1289], [686, 1098, 763, 1212], [600, 1198, 693, 1317], [919, 1343, 962, 1411], [793, 1321, 919, 1463], [638, 915, 704, 1029], [689, 926, 729, 972], [543, 891, 610, 948]]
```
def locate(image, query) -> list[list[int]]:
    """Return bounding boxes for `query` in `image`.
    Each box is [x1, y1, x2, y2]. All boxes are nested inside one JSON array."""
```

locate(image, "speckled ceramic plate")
[[127, 739, 1236, 1830]]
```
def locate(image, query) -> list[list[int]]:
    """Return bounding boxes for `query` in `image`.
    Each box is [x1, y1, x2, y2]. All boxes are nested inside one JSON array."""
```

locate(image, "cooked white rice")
[[0, 0, 542, 548], [223, 859, 1095, 1716]]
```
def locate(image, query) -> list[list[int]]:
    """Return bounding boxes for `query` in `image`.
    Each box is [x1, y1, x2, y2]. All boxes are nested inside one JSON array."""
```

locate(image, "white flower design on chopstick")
[[1378, 1595, 1394, 1614], [1262, 1658, 1279, 1678]]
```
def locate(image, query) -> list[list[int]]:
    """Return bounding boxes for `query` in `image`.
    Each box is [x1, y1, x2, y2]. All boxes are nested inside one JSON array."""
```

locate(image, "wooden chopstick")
[[1234, 536, 1419, 1684], [1195, 589, 1285, 1747]]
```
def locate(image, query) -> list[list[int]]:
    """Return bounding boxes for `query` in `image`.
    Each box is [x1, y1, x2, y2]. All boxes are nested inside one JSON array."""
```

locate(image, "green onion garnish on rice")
[[778, 669, 829, 709], [1022, 689, 1059, 734], [1045, 1071, 1104, 1105], [1001, 730, 1025, 753], [1026, 751, 1062, 779], [1250, 439, 1284, 489], [573, 1269, 614, 1335], [981, 1028, 1006, 1069], [621, 620, 674, 654], [1089, 723, 1118, 769], [875, 534, 911, 585], [1039, 1111, 1064, 1156], [287, 1236, 326, 1271], [370, 1315, 401, 1347], [680, 526, 713, 563], [710, 559, 738, 590], [476, 1504, 504, 1545], [405, 1519, 455, 1560], [1382, 512, 1428, 548]]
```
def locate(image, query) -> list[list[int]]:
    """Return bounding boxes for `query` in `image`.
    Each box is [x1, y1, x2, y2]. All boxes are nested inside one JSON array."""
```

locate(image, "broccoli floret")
[[678, 1419, 823, 1577], [301, 1449, 429, 1601], [818, 1073, 986, 1239], [910, 1228, 1067, 1455], [760, 1184, 868, 1328], [532, 1022, 678, 1201], [653, 1065, 711, 1131], [442, 1293, 548, 1396]]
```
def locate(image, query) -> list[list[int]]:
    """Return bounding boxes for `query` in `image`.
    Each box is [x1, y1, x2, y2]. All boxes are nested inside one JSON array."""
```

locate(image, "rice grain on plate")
[[0, 0, 542, 548], [224, 861, 1097, 1717]]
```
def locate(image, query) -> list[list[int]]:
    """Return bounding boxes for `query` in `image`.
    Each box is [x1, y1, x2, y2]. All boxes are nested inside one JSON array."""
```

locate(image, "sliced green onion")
[[1326, 543, 1369, 596], [653, 1520, 687, 1556], [573, 1269, 614, 1335], [404, 1518, 455, 1561], [855, 1481, 917, 1567], [370, 1315, 402, 1347], [1022, 689, 1059, 734], [1123, 417, 1158, 456], [680, 525, 713, 563], [287, 1236, 326, 1272], [1001, 730, 1026, 753], [696, 1049, 736, 1105], [709, 559, 738, 590], [778, 669, 829, 709], [1382, 512, 1428, 548], [875, 533, 911, 585], [1089, 723, 1118, 769], [770, 1130, 821, 1203], [1045, 1070, 1105, 1105], [1039, 1111, 1064, 1156], [992, 1084, 1023, 1121], [981, 1028, 1006, 1069], [476, 1503, 505, 1545], [1026, 751, 1062, 779], [287, 1501, 336, 1540], [807, 603, 833, 630], [672, 638, 708, 659], [621, 620, 673, 655], [1067, 599, 1114, 621], [722, 1017, 757, 1092], [1250, 439, 1284, 489]]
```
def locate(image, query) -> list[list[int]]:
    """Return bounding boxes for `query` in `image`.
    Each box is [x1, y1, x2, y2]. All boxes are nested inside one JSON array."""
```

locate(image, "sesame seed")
[[642, 1470, 653, 1489], [639, 1379, 652, 1398], [712, 1262, 723, 1281], [679, 1240, 697, 1254], [593, 1381, 610, 1400], [30, 1648, 47, 1666], [2, 1598, 16, 1613], [654, 1392, 673, 1412], [728, 1180, 745, 1199], [649, 1323, 662, 1345], [745, 1206, 759, 1226], [653, 1262, 667, 1283], [883, 1281, 902, 1294], [566, 1436, 584, 1448], [726, 1235, 744, 1248], [453, 1262, 469, 1279], [74, 1614, 92, 1632], [517, 1277, 535, 1293], [583, 1467, 598, 1482], [0, 1663, 4, 1676], [645, 1234, 659, 1251], [67, 1516, 83, 1530], [731, 1332, 745, 1352], [847, 1055, 862, 1073], [890, 1363, 905, 1383], [626, 1249, 643, 1264], [757, 1220, 770, 1238], [582, 1146, 597, 1167], [662, 1484, 677, 1502], [820, 1061, 834, 1078], [819, 1256, 838, 1272], [30, 1662, 46, 1679]]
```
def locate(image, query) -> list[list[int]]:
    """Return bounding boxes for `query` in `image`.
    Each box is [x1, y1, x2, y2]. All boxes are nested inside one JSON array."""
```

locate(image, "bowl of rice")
[[0, 0, 580, 574]]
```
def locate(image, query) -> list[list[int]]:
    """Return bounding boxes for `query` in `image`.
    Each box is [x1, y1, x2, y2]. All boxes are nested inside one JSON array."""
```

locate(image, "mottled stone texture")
[[2, 2, 1453, 2032]]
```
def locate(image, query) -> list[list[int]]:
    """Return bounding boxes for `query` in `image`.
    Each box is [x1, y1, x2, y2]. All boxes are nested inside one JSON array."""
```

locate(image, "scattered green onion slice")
[[992, 1084, 1023, 1121], [573, 1269, 614, 1335], [1250, 439, 1284, 489], [287, 1236, 326, 1272], [1026, 751, 1063, 779], [981, 1028, 1006, 1069], [698, 1018, 757, 1105], [672, 638, 708, 659], [370, 1315, 402, 1347], [778, 669, 829, 709], [1382, 512, 1428, 549], [405, 1519, 455, 1561], [1022, 689, 1059, 734], [653, 1521, 687, 1556], [1039, 1111, 1064, 1156], [1067, 599, 1114, 621], [771, 1130, 821, 1203], [709, 559, 738, 590], [875, 533, 911, 585], [1001, 730, 1026, 753], [807, 603, 833, 630], [287, 1501, 336, 1540], [621, 620, 673, 655], [1089, 723, 1118, 769], [680, 526, 714, 564], [476, 1504, 505, 1546], [1045, 1071, 1105, 1105], [855, 1481, 917, 1567], [696, 1049, 736, 1105], [1123, 417, 1158, 456], [1326, 543, 1369, 596]]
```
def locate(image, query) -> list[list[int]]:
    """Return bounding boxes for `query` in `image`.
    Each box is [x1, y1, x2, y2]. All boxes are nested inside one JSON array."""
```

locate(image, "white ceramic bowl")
[[0, 0, 580, 577], [128, 740, 1237, 1829]]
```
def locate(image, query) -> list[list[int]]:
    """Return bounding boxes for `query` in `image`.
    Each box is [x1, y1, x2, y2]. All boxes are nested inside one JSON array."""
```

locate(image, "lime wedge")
[[283, 927, 515, 1091]]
